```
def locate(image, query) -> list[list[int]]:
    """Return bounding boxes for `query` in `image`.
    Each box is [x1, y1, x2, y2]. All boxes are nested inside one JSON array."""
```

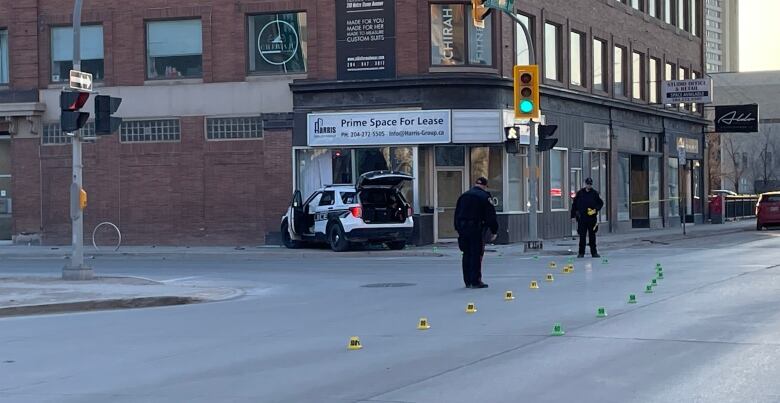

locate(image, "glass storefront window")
[[296, 149, 333, 198], [527, 152, 543, 212], [618, 155, 630, 221], [550, 149, 567, 209], [693, 161, 702, 214], [419, 147, 433, 212], [467, 5, 492, 65], [506, 152, 526, 212], [584, 151, 608, 222], [435, 146, 465, 166], [668, 157, 680, 217], [470, 147, 503, 211], [649, 157, 661, 218], [331, 149, 352, 184]]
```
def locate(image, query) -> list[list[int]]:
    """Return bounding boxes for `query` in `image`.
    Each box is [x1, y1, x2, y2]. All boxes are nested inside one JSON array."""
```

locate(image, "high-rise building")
[[705, 0, 740, 72]]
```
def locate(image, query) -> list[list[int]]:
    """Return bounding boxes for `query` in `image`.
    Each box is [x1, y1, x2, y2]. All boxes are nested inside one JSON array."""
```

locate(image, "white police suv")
[[281, 171, 414, 252]]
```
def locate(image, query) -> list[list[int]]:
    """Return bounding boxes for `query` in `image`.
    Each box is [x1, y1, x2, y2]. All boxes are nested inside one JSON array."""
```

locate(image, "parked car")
[[281, 171, 414, 251], [756, 191, 780, 230]]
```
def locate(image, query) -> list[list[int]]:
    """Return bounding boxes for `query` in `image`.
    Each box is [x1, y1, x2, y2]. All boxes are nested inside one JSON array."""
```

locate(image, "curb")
[[0, 296, 202, 318]]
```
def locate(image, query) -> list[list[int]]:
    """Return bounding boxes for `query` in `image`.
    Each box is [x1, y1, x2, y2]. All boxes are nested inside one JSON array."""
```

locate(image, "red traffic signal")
[[60, 91, 89, 111]]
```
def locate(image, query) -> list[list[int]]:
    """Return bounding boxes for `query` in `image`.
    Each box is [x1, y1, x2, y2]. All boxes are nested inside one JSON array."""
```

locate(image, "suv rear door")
[[356, 171, 414, 191]]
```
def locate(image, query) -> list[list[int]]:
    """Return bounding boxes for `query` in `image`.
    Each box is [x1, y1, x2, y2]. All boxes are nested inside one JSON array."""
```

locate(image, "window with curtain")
[[515, 14, 533, 65], [146, 20, 202, 79], [247, 13, 308, 74], [544, 22, 560, 81], [50, 25, 104, 82], [550, 149, 567, 209], [470, 146, 503, 211], [570, 31, 584, 87], [430, 4, 492, 66], [0, 30, 7, 84], [593, 38, 606, 91], [614, 45, 626, 96]]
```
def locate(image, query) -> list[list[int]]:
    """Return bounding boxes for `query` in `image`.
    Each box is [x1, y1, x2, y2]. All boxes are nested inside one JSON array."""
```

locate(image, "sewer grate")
[[361, 283, 416, 288]]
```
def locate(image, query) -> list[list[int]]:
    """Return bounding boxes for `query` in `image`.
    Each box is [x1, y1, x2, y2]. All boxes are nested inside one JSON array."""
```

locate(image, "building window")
[[593, 38, 606, 92], [550, 149, 567, 210], [430, 4, 492, 66], [43, 122, 96, 145], [678, 0, 687, 30], [648, 0, 658, 18], [691, 71, 699, 112], [649, 157, 660, 218], [649, 58, 660, 103], [618, 154, 630, 221], [247, 13, 307, 75], [206, 117, 263, 140], [0, 30, 7, 84], [515, 14, 533, 65], [632, 51, 645, 100], [691, 0, 697, 35], [50, 25, 104, 82], [570, 31, 584, 87], [585, 150, 609, 222], [470, 146, 503, 210], [668, 157, 679, 216], [631, 0, 642, 10], [506, 152, 527, 212], [120, 119, 181, 143], [679, 66, 689, 109], [664, 0, 673, 24], [544, 22, 560, 81], [146, 20, 202, 79], [614, 45, 626, 96], [665, 62, 675, 106]]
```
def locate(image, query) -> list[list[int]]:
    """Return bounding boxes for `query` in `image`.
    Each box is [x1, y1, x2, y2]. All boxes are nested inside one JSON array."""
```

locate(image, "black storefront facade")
[[290, 77, 708, 246]]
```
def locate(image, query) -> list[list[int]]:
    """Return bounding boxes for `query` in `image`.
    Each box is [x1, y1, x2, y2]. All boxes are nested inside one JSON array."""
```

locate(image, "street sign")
[[662, 77, 712, 104], [714, 104, 760, 133], [485, 0, 515, 13], [69, 70, 92, 92]]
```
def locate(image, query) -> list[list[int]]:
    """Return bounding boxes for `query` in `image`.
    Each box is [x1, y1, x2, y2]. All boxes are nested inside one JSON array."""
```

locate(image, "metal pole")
[[528, 121, 539, 243], [63, 0, 92, 280]]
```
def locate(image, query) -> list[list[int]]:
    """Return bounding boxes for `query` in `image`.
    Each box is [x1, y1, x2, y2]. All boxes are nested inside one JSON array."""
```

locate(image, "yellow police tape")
[[629, 197, 682, 205]]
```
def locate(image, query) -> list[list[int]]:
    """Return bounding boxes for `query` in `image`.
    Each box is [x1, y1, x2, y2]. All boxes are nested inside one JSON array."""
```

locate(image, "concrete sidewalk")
[[0, 219, 755, 259], [0, 276, 242, 317]]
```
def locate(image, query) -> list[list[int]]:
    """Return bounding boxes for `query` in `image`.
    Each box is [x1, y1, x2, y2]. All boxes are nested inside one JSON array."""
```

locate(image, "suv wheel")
[[329, 224, 350, 252], [385, 241, 406, 250], [281, 221, 301, 249]]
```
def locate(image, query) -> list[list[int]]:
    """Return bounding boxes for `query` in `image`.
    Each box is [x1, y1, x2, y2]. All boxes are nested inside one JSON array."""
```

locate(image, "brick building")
[[0, 0, 709, 246]]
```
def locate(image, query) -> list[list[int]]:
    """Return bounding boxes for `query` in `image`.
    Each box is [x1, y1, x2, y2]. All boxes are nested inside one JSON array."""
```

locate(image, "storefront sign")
[[249, 13, 307, 74], [308, 110, 451, 146], [336, 0, 396, 80], [662, 78, 712, 104], [714, 104, 760, 133]]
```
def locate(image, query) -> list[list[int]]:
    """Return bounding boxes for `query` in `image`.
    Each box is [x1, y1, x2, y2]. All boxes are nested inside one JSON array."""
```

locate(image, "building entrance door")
[[0, 134, 11, 240], [630, 155, 649, 228], [434, 169, 465, 241]]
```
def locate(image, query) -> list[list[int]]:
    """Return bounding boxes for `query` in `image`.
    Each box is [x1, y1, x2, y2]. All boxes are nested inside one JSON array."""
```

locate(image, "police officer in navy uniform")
[[454, 177, 499, 289], [571, 177, 604, 258]]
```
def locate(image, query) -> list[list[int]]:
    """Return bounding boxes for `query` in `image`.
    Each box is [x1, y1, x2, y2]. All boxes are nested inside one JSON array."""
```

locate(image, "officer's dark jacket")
[[571, 188, 604, 220], [454, 186, 499, 235]]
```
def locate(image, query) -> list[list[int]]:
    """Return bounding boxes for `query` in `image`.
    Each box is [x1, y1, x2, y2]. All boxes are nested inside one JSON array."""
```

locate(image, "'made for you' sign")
[[307, 110, 452, 146]]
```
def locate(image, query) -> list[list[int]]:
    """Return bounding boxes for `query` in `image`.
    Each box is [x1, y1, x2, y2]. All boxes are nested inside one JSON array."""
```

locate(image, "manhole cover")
[[362, 283, 416, 288]]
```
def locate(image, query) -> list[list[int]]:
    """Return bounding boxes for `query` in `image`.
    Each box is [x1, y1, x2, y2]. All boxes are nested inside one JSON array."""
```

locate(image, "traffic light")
[[95, 95, 122, 135], [471, 0, 492, 28], [514, 65, 540, 120], [60, 91, 90, 132], [536, 124, 558, 152], [504, 126, 520, 154]]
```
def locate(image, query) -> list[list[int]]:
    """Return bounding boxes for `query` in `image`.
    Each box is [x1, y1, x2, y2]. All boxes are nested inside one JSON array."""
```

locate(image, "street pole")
[[507, 11, 542, 248], [63, 0, 92, 280]]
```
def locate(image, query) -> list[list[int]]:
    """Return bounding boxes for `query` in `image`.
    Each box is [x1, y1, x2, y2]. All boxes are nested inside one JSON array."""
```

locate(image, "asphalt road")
[[2, 229, 780, 402]]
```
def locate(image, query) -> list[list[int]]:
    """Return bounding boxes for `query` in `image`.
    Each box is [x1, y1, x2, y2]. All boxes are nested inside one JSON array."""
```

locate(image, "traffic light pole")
[[505, 11, 543, 249], [63, 0, 92, 280]]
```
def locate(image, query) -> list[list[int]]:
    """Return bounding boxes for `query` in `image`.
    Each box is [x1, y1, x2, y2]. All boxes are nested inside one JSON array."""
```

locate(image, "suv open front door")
[[290, 190, 306, 235]]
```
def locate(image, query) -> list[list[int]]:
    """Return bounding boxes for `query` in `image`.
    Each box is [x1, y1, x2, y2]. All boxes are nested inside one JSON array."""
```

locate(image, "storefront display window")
[[470, 147, 503, 211], [618, 155, 630, 221], [649, 157, 661, 218], [247, 13, 308, 74], [506, 152, 526, 212], [584, 150, 608, 222], [692, 161, 702, 214], [668, 158, 680, 217], [550, 149, 567, 210]]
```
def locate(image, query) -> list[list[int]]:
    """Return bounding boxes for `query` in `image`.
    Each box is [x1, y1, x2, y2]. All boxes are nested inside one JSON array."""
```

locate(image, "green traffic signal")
[[520, 100, 534, 113]]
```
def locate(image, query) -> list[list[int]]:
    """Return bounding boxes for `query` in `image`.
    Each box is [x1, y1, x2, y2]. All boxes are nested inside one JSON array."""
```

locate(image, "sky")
[[739, 0, 780, 72]]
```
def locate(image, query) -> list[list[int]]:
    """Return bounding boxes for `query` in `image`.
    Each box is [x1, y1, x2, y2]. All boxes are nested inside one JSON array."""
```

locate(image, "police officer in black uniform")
[[571, 177, 604, 258], [454, 177, 499, 289]]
